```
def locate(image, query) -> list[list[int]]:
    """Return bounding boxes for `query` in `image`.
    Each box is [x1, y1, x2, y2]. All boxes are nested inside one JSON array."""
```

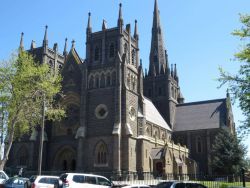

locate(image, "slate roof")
[[144, 98, 172, 131], [174, 98, 227, 132]]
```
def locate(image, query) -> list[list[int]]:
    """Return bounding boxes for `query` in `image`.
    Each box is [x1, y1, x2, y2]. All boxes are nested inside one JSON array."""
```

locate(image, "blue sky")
[[0, 0, 249, 156]]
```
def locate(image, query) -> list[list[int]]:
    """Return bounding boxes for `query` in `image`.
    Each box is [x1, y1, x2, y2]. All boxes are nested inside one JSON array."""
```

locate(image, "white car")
[[30, 175, 59, 188], [122, 185, 150, 188], [0, 170, 9, 184], [59, 173, 113, 188]]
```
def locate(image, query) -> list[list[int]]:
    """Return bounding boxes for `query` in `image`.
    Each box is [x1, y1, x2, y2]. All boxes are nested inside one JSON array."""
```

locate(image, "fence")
[[4, 168, 247, 187]]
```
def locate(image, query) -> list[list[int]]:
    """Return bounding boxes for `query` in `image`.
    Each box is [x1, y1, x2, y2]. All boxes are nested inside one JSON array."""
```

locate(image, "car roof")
[[36, 175, 59, 178], [122, 185, 150, 187], [62, 173, 108, 178]]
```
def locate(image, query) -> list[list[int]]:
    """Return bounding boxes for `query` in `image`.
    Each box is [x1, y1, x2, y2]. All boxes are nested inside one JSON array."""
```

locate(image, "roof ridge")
[[177, 98, 226, 107]]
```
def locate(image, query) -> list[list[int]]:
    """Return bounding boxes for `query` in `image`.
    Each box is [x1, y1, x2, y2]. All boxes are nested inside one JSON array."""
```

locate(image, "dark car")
[[3, 177, 29, 188], [156, 181, 207, 188]]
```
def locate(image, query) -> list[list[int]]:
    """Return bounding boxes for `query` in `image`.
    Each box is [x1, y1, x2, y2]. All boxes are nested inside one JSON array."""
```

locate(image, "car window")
[[59, 174, 68, 181], [0, 172, 7, 179], [97, 177, 111, 186], [156, 182, 174, 188], [38, 177, 57, 184], [175, 183, 186, 188], [73, 175, 85, 183], [49, 178, 58, 184], [85, 176, 97, 185], [29, 176, 37, 183]]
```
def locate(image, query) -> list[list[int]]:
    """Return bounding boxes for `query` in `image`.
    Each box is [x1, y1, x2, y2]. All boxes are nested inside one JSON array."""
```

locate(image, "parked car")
[[28, 175, 60, 188], [59, 173, 113, 188], [122, 185, 151, 188], [3, 177, 29, 188], [156, 181, 207, 188], [0, 171, 9, 184]]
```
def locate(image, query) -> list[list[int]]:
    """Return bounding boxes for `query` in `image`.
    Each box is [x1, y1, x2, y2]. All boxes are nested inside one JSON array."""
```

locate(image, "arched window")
[[89, 75, 94, 89], [131, 49, 136, 65], [109, 43, 115, 58], [171, 86, 174, 98], [95, 142, 108, 165], [100, 74, 105, 88], [49, 60, 53, 69], [94, 47, 99, 61], [196, 136, 203, 153], [95, 75, 99, 88], [106, 73, 111, 86], [127, 74, 130, 89], [111, 71, 116, 86], [124, 43, 128, 54]]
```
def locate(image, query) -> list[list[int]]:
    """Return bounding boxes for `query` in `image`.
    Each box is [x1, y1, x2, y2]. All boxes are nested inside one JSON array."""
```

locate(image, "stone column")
[[75, 126, 86, 170], [206, 130, 212, 174]]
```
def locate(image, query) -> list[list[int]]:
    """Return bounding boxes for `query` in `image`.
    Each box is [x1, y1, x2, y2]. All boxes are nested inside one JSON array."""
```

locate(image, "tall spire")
[[134, 20, 139, 40], [63, 38, 68, 57], [43, 25, 48, 47], [117, 3, 123, 29], [19, 32, 24, 52], [149, 0, 166, 76]]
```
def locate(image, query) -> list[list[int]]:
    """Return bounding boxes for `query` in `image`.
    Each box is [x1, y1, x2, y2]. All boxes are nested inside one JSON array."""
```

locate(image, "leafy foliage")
[[0, 51, 65, 169], [218, 14, 250, 135], [210, 128, 246, 174]]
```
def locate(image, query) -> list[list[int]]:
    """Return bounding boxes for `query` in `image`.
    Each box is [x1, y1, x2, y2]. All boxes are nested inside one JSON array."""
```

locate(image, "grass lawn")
[[196, 181, 250, 188]]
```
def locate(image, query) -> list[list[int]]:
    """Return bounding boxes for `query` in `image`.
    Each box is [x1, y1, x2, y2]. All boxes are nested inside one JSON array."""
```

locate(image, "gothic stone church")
[[8, 0, 235, 175]]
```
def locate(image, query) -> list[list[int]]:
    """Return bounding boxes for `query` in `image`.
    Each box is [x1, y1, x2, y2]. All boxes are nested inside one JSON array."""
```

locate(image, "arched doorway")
[[53, 146, 76, 171]]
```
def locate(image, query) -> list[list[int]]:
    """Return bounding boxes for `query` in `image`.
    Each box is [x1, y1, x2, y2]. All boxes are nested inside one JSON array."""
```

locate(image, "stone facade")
[[7, 0, 235, 176]]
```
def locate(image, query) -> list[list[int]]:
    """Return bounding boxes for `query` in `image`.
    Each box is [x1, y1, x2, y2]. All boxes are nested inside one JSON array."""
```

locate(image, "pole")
[[38, 93, 45, 175], [241, 168, 246, 187]]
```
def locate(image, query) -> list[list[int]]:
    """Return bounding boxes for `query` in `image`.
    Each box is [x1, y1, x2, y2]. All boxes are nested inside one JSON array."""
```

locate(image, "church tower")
[[79, 3, 142, 173], [144, 0, 183, 128]]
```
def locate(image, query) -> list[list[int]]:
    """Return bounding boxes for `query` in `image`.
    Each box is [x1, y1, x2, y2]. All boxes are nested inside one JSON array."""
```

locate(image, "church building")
[[7, 0, 235, 176]]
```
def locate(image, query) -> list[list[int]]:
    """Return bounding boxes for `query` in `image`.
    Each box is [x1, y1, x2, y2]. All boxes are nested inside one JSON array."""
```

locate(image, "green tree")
[[218, 14, 250, 135], [0, 51, 65, 170], [210, 128, 246, 175]]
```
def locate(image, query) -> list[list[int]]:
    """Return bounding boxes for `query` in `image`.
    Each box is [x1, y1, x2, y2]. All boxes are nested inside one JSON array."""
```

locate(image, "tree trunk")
[[0, 119, 16, 170]]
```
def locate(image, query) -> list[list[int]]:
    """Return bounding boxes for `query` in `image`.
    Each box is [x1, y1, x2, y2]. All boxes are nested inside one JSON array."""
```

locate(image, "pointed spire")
[[71, 39, 75, 49], [149, 0, 166, 76], [117, 3, 123, 28], [63, 38, 68, 57], [102, 19, 107, 30], [30, 40, 36, 50], [171, 64, 173, 77], [86, 12, 92, 37], [43, 25, 48, 47], [53, 43, 58, 52], [19, 32, 24, 51], [174, 64, 179, 82], [134, 20, 139, 40]]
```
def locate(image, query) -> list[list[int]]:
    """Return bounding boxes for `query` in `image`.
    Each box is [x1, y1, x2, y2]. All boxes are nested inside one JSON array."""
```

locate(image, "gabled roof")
[[144, 98, 171, 131], [174, 98, 227, 132]]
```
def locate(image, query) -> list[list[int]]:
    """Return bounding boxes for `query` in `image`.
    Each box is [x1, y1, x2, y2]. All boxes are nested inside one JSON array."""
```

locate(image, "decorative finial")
[[102, 19, 107, 30], [117, 3, 123, 27], [19, 32, 24, 51], [134, 20, 139, 40], [71, 39, 75, 49], [87, 12, 92, 35], [63, 38, 68, 56], [43, 25, 48, 47], [30, 40, 36, 50]]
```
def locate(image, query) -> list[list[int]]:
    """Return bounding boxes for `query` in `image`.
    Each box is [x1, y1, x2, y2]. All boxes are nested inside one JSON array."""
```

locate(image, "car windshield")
[[156, 182, 174, 188]]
